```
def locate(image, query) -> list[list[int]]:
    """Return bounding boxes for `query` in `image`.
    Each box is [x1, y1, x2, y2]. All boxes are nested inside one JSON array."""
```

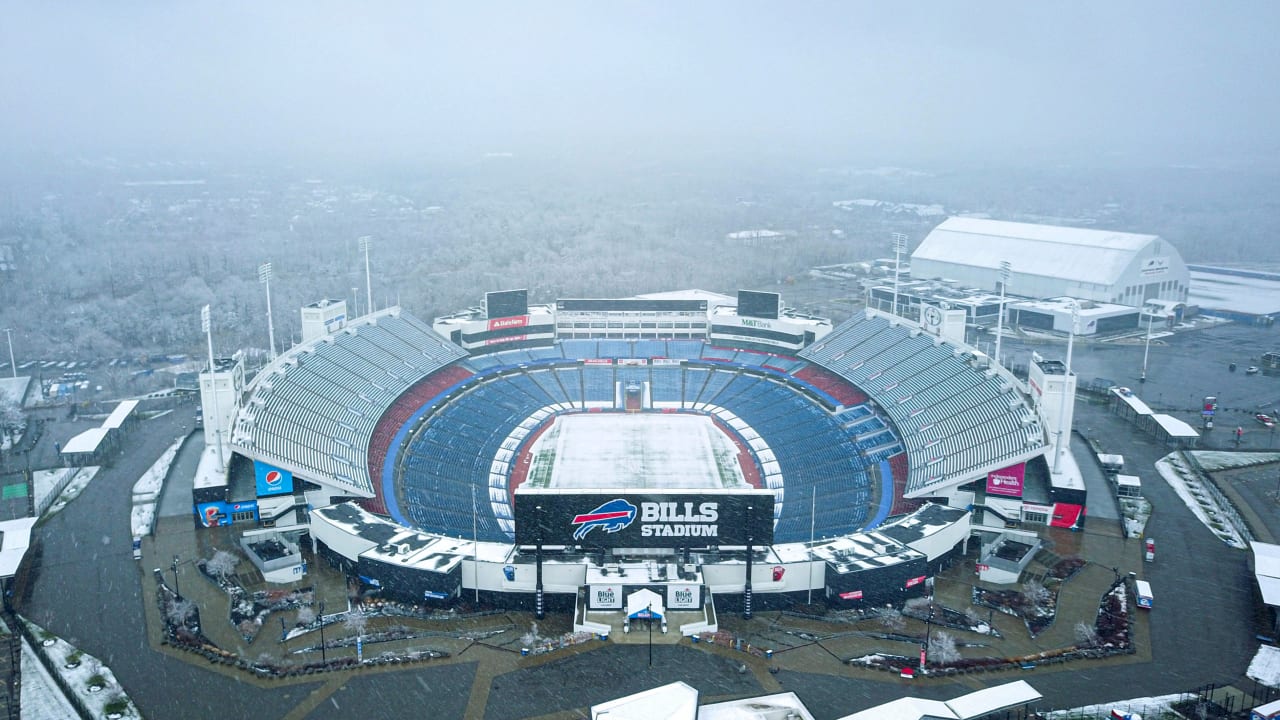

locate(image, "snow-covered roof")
[[590, 681, 698, 720], [1253, 543, 1280, 606], [633, 289, 736, 305], [913, 217, 1160, 286], [102, 399, 139, 430], [1249, 645, 1280, 689], [0, 377, 30, 407], [700, 692, 815, 720], [945, 680, 1041, 718], [62, 427, 109, 454], [1150, 413, 1199, 439], [837, 696, 956, 720], [1188, 266, 1280, 317], [0, 517, 36, 577]]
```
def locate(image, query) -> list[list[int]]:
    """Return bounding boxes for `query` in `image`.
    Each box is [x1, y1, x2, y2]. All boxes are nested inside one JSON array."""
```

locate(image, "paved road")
[[18, 322, 1280, 718]]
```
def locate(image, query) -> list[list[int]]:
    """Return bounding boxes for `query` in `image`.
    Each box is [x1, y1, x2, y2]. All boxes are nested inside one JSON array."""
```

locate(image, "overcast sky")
[[3, 2, 1278, 166]]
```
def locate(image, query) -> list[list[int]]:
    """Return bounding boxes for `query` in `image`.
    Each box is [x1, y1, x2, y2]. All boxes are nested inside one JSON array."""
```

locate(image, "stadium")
[[205, 289, 1055, 632]]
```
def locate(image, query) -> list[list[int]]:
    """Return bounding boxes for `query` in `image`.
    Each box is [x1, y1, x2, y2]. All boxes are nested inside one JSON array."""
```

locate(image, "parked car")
[[1246, 366, 1260, 375], [132, 536, 142, 560], [1258, 414, 1277, 429]]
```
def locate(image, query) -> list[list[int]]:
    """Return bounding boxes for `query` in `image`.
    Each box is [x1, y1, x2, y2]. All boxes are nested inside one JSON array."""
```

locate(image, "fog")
[[5, 2, 1278, 166]]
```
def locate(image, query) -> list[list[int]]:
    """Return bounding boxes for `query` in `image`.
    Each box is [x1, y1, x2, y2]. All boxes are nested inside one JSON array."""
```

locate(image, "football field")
[[522, 413, 747, 490]]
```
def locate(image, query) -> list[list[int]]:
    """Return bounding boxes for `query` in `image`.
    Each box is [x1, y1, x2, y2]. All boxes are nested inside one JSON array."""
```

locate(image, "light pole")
[[258, 262, 277, 360], [201, 305, 225, 471], [1052, 299, 1078, 475], [647, 603, 653, 667], [171, 555, 182, 600], [359, 236, 373, 316], [891, 233, 908, 318], [318, 601, 327, 664], [352, 286, 360, 318], [2, 329, 14, 378], [995, 261, 1011, 368], [1141, 308, 1154, 384]]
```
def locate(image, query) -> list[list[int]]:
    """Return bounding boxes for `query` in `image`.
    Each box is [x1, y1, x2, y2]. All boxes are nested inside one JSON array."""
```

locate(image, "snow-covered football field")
[[524, 413, 746, 490]]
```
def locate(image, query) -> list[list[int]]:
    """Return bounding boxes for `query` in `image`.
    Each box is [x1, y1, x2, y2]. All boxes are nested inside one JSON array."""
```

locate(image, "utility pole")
[[171, 555, 182, 600]]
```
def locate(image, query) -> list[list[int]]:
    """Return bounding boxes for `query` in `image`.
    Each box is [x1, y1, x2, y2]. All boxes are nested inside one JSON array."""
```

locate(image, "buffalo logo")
[[571, 499, 637, 541], [264, 470, 283, 487]]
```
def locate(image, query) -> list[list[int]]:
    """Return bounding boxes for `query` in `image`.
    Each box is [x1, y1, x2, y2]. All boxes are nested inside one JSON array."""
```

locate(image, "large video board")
[[513, 489, 775, 548], [486, 289, 529, 319]]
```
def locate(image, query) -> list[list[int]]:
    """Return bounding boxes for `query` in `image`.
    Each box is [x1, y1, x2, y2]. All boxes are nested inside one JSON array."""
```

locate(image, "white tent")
[[627, 588, 665, 620]]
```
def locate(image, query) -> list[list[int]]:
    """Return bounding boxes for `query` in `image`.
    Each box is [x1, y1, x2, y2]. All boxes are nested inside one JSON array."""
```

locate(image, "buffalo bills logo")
[[264, 470, 283, 487], [571, 499, 637, 541]]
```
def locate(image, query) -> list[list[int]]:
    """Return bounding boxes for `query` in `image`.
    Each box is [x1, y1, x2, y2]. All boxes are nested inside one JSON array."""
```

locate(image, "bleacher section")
[[800, 311, 1044, 497], [390, 345, 903, 542], [232, 308, 468, 499]]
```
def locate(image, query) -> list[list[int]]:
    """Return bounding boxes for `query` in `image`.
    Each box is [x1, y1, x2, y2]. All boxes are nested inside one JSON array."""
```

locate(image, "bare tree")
[[928, 631, 961, 665], [903, 596, 931, 616], [878, 608, 905, 632], [205, 549, 238, 583], [166, 598, 195, 627], [1074, 621, 1099, 647], [1022, 579, 1051, 608], [343, 612, 368, 638], [295, 605, 316, 627]]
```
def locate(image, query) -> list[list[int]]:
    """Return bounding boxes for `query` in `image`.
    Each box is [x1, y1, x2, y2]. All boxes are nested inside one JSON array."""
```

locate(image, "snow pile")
[[1044, 693, 1187, 718], [131, 436, 185, 502], [39, 467, 101, 518], [1154, 453, 1248, 549], [21, 639, 79, 719], [1190, 451, 1280, 472], [23, 618, 140, 719], [1248, 644, 1280, 688], [130, 503, 156, 538]]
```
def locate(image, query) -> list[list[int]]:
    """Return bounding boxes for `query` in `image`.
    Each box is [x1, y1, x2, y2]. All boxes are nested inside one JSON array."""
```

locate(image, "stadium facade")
[[196, 287, 1080, 629]]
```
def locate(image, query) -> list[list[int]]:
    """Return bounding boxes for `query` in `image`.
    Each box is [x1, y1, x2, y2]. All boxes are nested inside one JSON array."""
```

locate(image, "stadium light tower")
[[1052, 299, 1079, 475], [258, 262, 277, 361], [202, 305, 225, 472], [2, 328, 14, 378], [359, 236, 373, 315], [352, 286, 360, 318], [891, 233, 908, 318], [995, 261, 1011, 367]]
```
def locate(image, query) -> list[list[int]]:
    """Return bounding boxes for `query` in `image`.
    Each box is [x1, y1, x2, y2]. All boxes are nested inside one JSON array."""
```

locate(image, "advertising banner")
[[838, 589, 863, 600], [1050, 502, 1085, 529], [486, 315, 529, 331], [985, 462, 1026, 498], [666, 584, 701, 609], [513, 489, 775, 548], [254, 461, 294, 497], [195, 500, 257, 528], [904, 575, 926, 588], [589, 584, 623, 609]]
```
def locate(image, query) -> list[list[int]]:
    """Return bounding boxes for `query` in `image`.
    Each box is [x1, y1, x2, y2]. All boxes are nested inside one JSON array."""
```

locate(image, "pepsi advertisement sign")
[[513, 489, 775, 548], [195, 500, 257, 528], [254, 461, 294, 497]]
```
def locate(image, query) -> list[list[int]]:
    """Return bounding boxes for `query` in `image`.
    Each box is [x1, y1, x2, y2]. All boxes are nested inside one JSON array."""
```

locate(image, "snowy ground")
[[1043, 693, 1188, 718], [529, 414, 744, 490], [22, 619, 139, 718], [21, 639, 79, 719], [1188, 450, 1280, 472], [129, 436, 184, 537], [1154, 452, 1249, 549], [1249, 644, 1280, 688], [35, 466, 100, 518]]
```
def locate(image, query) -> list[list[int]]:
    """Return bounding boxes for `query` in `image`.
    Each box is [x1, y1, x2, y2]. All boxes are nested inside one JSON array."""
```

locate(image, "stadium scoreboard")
[[513, 489, 775, 548]]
